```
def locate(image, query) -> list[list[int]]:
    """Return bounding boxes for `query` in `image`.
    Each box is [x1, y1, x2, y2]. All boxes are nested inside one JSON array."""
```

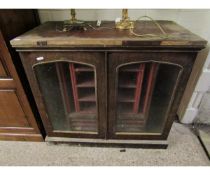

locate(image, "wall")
[[38, 9, 210, 39], [196, 88, 210, 124], [38, 9, 210, 124]]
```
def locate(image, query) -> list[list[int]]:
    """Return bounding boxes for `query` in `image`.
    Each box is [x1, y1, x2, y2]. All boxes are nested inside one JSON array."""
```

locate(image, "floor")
[[196, 90, 210, 124], [198, 128, 210, 159], [0, 122, 209, 166]]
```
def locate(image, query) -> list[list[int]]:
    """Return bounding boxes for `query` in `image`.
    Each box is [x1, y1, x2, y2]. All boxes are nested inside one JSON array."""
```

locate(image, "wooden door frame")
[[107, 51, 197, 140], [19, 51, 106, 139]]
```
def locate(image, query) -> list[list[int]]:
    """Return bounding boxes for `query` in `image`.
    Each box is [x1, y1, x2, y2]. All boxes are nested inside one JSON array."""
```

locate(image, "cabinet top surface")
[[10, 21, 207, 49]]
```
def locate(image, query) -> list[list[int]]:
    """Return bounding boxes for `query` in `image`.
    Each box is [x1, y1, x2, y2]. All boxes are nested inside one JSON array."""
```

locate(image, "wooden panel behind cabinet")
[[0, 31, 43, 141], [0, 51, 9, 78], [0, 59, 7, 77], [0, 90, 29, 127]]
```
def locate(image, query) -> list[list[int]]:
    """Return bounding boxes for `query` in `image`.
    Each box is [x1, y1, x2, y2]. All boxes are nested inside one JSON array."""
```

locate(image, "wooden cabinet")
[[0, 10, 43, 141], [11, 21, 207, 147]]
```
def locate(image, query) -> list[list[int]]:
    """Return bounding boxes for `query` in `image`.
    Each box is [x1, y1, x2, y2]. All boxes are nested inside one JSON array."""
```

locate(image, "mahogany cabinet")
[[11, 21, 207, 147], [0, 10, 43, 141]]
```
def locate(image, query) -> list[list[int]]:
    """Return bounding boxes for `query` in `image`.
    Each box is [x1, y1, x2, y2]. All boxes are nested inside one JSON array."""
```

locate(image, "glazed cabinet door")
[[108, 52, 194, 140], [20, 52, 106, 139]]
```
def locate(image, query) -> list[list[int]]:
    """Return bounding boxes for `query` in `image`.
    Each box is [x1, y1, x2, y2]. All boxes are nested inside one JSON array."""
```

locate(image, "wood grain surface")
[[10, 21, 207, 48]]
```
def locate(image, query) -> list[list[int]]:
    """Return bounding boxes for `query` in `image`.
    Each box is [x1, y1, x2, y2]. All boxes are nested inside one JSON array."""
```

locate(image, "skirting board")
[[45, 136, 168, 149]]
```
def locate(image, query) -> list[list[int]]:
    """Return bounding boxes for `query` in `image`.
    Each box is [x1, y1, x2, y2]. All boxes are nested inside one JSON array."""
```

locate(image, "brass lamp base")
[[115, 9, 134, 30], [63, 20, 86, 31], [63, 9, 87, 31], [116, 20, 134, 30]]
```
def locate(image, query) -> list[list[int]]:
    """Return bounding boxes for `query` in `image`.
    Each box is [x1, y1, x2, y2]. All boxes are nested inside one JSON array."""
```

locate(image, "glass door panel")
[[34, 62, 98, 133], [115, 62, 181, 134]]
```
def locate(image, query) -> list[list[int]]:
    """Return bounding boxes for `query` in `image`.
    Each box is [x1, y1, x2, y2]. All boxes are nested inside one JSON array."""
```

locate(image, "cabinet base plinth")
[[45, 136, 168, 149]]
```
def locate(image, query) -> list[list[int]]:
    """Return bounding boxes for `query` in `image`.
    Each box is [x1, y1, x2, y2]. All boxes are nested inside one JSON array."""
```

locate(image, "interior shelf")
[[76, 80, 95, 88], [116, 63, 159, 132], [68, 112, 96, 119], [118, 113, 145, 120], [54, 62, 97, 132], [68, 112, 97, 132], [78, 94, 96, 102]]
